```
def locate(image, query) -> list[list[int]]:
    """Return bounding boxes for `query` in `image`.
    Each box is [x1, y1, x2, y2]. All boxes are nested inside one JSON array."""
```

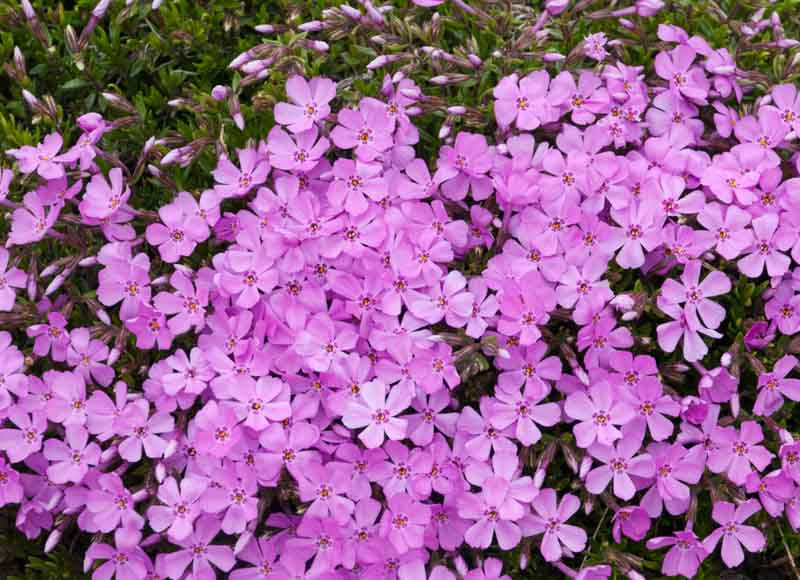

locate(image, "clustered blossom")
[[2, 3, 800, 580]]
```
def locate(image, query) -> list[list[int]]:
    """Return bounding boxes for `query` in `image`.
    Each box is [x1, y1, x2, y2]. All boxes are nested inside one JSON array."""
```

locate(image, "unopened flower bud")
[[543, 52, 565, 62], [211, 85, 228, 101], [44, 274, 66, 296], [44, 528, 62, 553], [545, 0, 569, 15], [13, 46, 26, 75], [107, 347, 121, 365], [21, 0, 36, 20], [21, 89, 39, 108], [298, 20, 325, 32], [579, 454, 592, 478], [96, 308, 111, 326], [155, 462, 166, 482], [78, 256, 98, 267], [340, 4, 363, 20]]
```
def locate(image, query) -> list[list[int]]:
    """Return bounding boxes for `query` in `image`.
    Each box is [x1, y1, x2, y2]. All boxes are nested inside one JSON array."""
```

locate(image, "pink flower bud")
[[545, 0, 569, 15], [21, 89, 38, 107], [533, 468, 547, 488], [96, 308, 111, 326], [107, 347, 121, 365], [44, 528, 62, 553], [21, 0, 36, 20], [298, 20, 325, 32], [155, 462, 166, 482]]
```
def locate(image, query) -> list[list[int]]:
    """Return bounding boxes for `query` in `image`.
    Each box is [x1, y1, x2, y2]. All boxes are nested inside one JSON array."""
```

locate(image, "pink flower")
[[496, 341, 562, 396], [0, 407, 46, 462], [161, 515, 235, 578], [409, 270, 473, 325], [212, 147, 270, 198], [267, 125, 329, 172], [79, 168, 130, 219], [658, 260, 730, 331], [493, 71, 554, 130], [27, 311, 70, 361], [85, 473, 144, 532], [297, 461, 354, 523], [657, 301, 721, 362], [331, 98, 394, 161], [116, 399, 174, 462], [153, 270, 209, 335], [84, 528, 151, 580], [565, 381, 635, 448], [274, 75, 336, 133], [609, 200, 664, 269], [551, 70, 611, 125], [193, 400, 242, 458], [145, 193, 210, 263], [738, 213, 793, 278], [66, 327, 113, 386], [229, 376, 291, 431], [46, 370, 88, 426], [647, 529, 708, 577], [703, 500, 765, 568], [7, 191, 61, 247], [147, 476, 208, 540], [43, 426, 100, 484], [327, 158, 385, 216], [0, 248, 27, 311], [434, 132, 495, 201], [754, 355, 800, 416], [295, 313, 359, 373], [585, 433, 655, 500], [522, 488, 587, 561], [697, 202, 753, 260], [458, 475, 525, 550], [97, 252, 151, 321], [491, 381, 561, 446], [380, 492, 431, 552], [0, 457, 23, 507], [201, 461, 259, 534], [623, 377, 681, 441], [6, 133, 65, 179], [342, 380, 411, 448], [654, 45, 709, 103], [707, 421, 774, 485], [497, 272, 557, 345], [229, 536, 286, 580]]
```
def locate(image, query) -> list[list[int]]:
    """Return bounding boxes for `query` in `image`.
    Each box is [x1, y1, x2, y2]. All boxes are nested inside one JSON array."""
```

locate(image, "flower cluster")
[[2, 1, 800, 579]]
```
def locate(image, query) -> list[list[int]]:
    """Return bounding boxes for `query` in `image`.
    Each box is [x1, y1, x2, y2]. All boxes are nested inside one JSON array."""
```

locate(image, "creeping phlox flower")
[[1, 9, 800, 580]]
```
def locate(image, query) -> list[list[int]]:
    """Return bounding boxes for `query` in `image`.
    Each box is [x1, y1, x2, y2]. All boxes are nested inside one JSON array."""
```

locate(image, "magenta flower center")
[[627, 224, 643, 239], [732, 441, 748, 455]]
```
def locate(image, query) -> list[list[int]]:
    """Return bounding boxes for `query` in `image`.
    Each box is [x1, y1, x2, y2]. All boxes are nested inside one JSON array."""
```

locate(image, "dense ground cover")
[[2, 0, 800, 578]]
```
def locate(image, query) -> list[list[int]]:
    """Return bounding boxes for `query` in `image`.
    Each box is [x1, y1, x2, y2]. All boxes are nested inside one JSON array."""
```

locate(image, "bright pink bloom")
[[703, 500, 765, 568], [522, 488, 587, 561]]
